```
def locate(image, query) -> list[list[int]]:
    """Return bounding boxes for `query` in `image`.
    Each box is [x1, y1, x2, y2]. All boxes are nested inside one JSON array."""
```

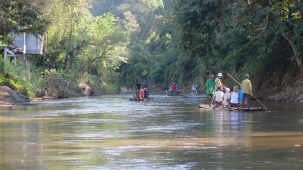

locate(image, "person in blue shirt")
[[238, 88, 243, 104]]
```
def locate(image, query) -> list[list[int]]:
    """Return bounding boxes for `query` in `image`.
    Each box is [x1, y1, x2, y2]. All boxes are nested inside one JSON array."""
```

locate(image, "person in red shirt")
[[171, 83, 177, 91]]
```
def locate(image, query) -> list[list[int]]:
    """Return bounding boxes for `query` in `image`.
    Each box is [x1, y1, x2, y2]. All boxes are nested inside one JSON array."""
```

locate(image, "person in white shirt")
[[230, 86, 239, 107], [214, 87, 224, 107], [223, 88, 231, 107]]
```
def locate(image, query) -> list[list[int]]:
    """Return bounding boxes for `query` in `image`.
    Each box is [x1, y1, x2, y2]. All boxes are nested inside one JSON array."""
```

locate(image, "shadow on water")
[[0, 95, 302, 169]]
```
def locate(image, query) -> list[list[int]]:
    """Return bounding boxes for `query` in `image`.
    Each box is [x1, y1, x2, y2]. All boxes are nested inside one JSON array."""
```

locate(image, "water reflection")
[[0, 95, 302, 169]]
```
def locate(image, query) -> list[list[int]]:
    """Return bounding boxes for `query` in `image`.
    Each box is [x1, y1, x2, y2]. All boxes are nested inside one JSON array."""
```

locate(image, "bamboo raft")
[[198, 104, 264, 112]]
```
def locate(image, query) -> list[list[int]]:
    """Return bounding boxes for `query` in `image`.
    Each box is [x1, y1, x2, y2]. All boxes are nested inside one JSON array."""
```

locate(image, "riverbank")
[[266, 86, 303, 103], [1, 74, 303, 105], [259, 71, 303, 103]]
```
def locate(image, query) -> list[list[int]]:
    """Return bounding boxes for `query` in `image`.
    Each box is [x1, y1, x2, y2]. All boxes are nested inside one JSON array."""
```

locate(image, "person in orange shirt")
[[139, 86, 145, 101]]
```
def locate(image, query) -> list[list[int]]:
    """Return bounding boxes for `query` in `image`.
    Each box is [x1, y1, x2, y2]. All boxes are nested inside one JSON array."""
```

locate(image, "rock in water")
[[0, 86, 30, 104]]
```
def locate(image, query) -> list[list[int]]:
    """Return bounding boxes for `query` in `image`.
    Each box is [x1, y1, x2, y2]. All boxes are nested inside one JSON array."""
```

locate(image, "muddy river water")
[[0, 95, 302, 169]]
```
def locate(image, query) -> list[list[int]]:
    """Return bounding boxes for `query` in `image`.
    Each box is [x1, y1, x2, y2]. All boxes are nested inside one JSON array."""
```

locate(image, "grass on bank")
[[0, 57, 45, 98]]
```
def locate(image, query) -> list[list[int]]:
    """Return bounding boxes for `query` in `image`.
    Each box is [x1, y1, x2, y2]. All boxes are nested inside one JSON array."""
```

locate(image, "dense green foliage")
[[34, 0, 128, 95], [1, 0, 302, 98], [0, 76, 23, 92], [1, 0, 128, 97], [172, 0, 303, 89], [117, 0, 303, 91], [91, 0, 180, 87]]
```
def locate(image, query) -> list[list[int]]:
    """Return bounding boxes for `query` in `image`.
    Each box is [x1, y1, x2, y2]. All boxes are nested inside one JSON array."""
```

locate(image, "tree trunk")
[[295, 57, 303, 73], [282, 33, 303, 72]]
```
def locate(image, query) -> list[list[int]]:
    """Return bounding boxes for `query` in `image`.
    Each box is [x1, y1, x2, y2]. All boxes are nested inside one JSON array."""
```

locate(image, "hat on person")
[[226, 88, 230, 92], [245, 74, 250, 78], [218, 73, 223, 77]]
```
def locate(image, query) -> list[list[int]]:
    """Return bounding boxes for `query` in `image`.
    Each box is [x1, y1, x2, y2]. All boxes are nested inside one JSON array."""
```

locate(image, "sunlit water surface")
[[0, 95, 302, 169]]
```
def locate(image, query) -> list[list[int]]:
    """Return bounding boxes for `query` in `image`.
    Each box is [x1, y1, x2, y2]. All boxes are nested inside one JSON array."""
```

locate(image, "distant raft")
[[130, 98, 140, 101], [129, 98, 151, 101], [198, 104, 264, 112], [166, 90, 182, 96]]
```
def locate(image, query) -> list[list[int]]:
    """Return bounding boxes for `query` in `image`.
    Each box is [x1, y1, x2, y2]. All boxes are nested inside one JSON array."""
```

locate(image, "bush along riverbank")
[[0, 70, 120, 105]]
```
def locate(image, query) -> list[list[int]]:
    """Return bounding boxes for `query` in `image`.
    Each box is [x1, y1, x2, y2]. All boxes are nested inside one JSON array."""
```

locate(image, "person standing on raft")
[[171, 83, 177, 91], [241, 74, 253, 108], [134, 80, 141, 100], [143, 84, 149, 99], [215, 73, 225, 90], [205, 74, 215, 106], [139, 85, 145, 101]]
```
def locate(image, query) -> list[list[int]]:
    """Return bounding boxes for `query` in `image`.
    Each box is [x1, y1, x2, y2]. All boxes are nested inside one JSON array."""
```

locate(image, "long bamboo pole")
[[226, 73, 268, 110]]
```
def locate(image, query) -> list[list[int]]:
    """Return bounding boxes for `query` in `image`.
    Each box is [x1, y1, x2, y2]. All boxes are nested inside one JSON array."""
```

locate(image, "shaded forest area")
[[1, 0, 303, 101]]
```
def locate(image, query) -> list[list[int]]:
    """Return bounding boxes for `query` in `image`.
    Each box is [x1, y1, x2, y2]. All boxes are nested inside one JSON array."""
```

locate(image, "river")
[[0, 95, 302, 169]]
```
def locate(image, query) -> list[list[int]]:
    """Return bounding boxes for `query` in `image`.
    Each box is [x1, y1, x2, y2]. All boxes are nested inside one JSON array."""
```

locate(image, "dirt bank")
[[259, 71, 303, 103]]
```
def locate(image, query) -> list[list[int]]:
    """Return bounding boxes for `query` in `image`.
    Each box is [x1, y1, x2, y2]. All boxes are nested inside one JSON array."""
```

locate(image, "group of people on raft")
[[165, 83, 182, 96], [132, 72, 253, 106], [205, 73, 253, 109], [133, 80, 149, 101]]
